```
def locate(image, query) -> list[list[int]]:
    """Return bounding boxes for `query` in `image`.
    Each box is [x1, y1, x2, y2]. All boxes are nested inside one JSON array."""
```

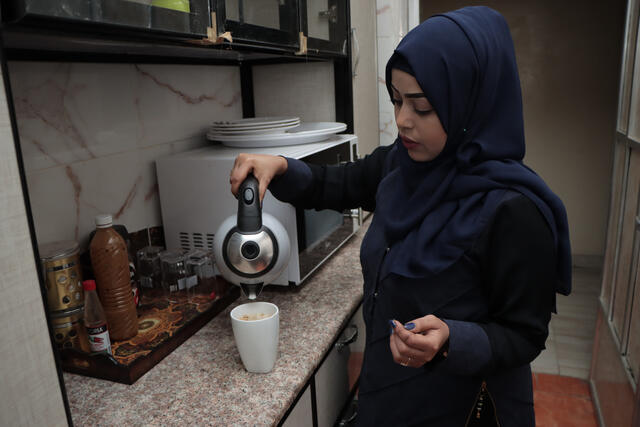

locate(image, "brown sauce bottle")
[[89, 214, 138, 341]]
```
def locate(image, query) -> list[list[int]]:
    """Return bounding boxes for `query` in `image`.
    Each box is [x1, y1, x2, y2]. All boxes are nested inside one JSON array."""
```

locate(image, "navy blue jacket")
[[270, 146, 556, 426]]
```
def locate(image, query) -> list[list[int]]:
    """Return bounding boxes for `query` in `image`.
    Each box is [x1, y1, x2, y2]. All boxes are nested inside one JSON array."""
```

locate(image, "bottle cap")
[[82, 280, 97, 291], [95, 214, 113, 228]]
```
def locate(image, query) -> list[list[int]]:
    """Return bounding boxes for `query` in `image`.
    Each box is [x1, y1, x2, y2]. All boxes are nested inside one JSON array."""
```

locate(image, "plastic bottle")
[[89, 214, 138, 341], [82, 279, 112, 355]]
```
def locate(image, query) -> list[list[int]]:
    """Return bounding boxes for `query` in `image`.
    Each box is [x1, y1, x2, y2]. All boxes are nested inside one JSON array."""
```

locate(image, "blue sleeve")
[[267, 144, 394, 212], [439, 319, 492, 375], [268, 157, 313, 202]]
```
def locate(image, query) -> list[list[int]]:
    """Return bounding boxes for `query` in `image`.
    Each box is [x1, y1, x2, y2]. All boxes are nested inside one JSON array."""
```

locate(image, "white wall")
[[376, 0, 410, 147], [0, 65, 68, 427], [350, 0, 380, 156]]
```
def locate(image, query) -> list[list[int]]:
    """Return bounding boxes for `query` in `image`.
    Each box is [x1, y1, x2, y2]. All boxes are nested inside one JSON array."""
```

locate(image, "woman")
[[230, 6, 571, 426]]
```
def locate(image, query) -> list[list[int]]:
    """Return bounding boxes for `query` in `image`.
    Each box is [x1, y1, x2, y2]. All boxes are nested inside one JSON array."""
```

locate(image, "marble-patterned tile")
[[376, 0, 408, 39], [9, 62, 138, 172], [8, 61, 242, 174], [134, 64, 241, 147], [26, 136, 207, 248], [376, 1, 407, 149]]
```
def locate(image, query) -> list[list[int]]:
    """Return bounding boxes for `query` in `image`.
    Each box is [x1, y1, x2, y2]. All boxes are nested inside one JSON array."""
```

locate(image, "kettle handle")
[[237, 173, 262, 232]]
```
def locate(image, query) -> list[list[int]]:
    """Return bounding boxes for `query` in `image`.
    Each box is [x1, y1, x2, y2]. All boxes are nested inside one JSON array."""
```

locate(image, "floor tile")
[[534, 390, 598, 427], [558, 366, 591, 379], [531, 342, 559, 375], [532, 373, 590, 397]]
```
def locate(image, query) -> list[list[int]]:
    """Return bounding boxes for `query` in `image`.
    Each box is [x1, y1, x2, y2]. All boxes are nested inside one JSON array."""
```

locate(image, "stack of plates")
[[208, 116, 301, 137], [206, 116, 347, 148]]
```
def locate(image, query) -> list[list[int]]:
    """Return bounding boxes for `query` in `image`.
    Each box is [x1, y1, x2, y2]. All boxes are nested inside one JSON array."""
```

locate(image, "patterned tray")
[[60, 277, 239, 384]]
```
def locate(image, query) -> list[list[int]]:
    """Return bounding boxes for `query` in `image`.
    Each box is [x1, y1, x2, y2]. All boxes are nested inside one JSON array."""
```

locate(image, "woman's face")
[[391, 69, 447, 162]]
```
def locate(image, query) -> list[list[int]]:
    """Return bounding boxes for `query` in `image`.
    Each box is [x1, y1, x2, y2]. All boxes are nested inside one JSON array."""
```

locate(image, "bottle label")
[[131, 283, 140, 306], [86, 323, 112, 355]]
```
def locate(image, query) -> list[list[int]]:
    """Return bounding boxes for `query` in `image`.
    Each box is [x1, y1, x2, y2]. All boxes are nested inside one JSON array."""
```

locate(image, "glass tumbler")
[[185, 249, 216, 298], [159, 250, 196, 303], [136, 246, 163, 292]]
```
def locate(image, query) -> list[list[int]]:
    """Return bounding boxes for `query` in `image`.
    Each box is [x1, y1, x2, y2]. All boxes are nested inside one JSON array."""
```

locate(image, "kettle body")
[[213, 175, 290, 299]]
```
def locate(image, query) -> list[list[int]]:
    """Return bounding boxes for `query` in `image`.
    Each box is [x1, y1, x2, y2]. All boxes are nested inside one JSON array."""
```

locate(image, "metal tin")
[[39, 240, 84, 312], [50, 306, 90, 352]]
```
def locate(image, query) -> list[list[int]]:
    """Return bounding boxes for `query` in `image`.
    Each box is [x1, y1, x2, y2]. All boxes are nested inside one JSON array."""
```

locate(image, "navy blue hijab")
[[366, 6, 571, 295]]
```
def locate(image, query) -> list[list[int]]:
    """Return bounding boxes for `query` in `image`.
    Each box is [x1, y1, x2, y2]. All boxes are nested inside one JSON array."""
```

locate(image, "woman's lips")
[[401, 136, 419, 149]]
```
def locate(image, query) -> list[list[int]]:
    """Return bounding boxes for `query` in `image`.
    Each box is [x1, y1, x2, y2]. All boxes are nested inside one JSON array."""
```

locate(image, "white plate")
[[207, 122, 347, 147], [208, 123, 300, 136], [211, 120, 300, 131], [212, 116, 300, 128]]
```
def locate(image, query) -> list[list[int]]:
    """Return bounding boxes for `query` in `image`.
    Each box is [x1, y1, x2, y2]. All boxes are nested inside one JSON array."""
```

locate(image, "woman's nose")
[[395, 104, 412, 130]]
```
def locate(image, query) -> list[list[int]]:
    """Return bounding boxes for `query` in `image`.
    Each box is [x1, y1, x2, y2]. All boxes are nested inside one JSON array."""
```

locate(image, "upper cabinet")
[[3, 0, 211, 38], [1, 0, 350, 60], [213, 0, 300, 51], [301, 0, 348, 55]]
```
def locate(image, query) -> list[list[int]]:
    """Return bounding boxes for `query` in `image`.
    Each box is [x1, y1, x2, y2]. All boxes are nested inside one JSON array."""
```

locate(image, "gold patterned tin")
[[39, 240, 84, 312], [50, 306, 90, 352]]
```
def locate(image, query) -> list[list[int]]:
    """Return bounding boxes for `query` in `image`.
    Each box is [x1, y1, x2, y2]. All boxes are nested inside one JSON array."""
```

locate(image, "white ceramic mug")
[[230, 301, 279, 373]]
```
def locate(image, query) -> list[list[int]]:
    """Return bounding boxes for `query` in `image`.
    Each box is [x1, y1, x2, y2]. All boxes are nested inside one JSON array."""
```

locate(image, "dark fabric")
[[269, 144, 393, 212], [269, 155, 553, 426], [366, 6, 571, 296]]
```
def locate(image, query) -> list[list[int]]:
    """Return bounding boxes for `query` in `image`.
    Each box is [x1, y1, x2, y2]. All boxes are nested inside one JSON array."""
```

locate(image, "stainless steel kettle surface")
[[213, 174, 290, 299]]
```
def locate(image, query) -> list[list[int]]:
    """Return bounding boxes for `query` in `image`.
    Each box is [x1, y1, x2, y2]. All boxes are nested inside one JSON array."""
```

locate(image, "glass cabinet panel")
[[225, 0, 280, 30], [611, 148, 640, 342], [617, 0, 640, 134], [625, 217, 640, 383], [602, 138, 631, 312], [302, 0, 348, 55], [629, 11, 640, 141], [4, 0, 210, 37], [216, 0, 300, 49]]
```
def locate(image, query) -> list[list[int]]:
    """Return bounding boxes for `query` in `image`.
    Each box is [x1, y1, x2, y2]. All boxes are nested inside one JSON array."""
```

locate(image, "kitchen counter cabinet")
[[64, 219, 369, 426]]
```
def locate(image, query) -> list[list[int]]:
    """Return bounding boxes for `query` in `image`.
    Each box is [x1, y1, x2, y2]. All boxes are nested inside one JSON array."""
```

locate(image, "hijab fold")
[[363, 6, 571, 295]]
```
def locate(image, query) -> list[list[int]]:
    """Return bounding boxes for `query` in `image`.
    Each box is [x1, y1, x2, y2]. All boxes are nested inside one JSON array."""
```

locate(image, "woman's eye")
[[415, 109, 432, 116]]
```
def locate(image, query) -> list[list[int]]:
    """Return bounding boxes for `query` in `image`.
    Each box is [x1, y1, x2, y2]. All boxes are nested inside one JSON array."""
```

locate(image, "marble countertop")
[[64, 219, 368, 426]]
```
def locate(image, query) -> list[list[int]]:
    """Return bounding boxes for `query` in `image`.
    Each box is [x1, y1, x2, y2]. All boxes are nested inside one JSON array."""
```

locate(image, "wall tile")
[[8, 62, 242, 248]]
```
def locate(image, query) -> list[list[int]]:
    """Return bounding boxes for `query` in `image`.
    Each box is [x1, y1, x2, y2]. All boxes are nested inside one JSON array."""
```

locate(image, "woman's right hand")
[[229, 153, 288, 202]]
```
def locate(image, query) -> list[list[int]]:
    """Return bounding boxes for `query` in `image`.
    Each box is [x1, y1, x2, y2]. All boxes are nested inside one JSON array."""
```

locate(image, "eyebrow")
[[390, 84, 426, 99]]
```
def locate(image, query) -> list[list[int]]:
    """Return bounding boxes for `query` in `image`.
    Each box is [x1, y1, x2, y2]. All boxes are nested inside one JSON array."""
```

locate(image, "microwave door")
[[296, 207, 359, 281]]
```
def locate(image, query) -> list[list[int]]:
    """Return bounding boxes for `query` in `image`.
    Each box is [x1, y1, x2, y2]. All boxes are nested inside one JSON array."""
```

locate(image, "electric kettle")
[[213, 174, 290, 299]]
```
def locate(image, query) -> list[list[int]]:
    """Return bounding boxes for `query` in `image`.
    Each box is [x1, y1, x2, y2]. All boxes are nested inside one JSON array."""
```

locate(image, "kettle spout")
[[240, 283, 265, 300]]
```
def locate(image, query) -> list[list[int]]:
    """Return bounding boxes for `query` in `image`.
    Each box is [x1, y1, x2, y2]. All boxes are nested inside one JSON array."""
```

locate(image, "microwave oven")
[[155, 134, 361, 288]]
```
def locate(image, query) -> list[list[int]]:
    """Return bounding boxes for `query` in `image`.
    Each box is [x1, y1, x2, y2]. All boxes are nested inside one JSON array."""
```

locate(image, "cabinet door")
[[215, 0, 300, 49], [611, 148, 640, 343], [282, 383, 313, 427], [617, 0, 640, 134], [301, 0, 349, 55], [625, 225, 640, 382], [5, 0, 211, 37], [315, 308, 361, 427], [602, 137, 631, 310]]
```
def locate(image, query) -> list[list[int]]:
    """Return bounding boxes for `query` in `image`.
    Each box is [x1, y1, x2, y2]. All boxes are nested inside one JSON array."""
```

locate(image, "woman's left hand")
[[389, 315, 450, 368]]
